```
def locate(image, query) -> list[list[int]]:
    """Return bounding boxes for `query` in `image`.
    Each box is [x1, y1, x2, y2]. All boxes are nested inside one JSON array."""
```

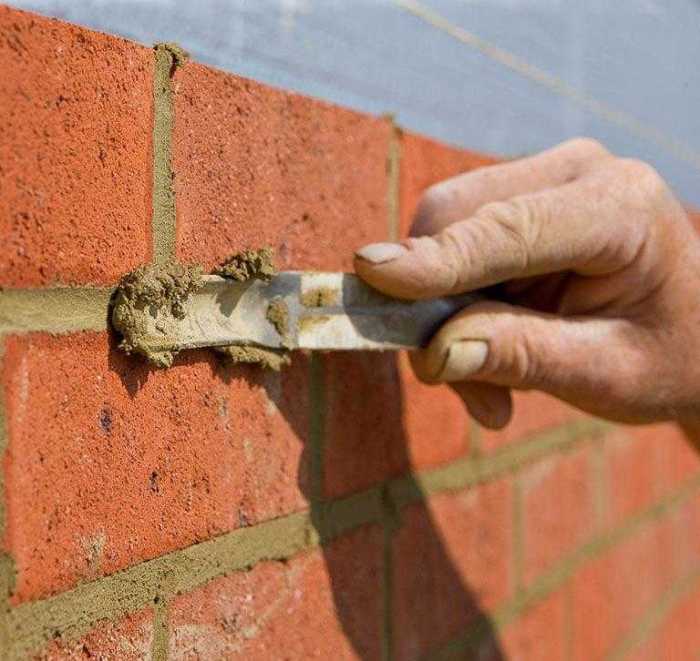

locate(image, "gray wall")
[[10, 0, 700, 205]]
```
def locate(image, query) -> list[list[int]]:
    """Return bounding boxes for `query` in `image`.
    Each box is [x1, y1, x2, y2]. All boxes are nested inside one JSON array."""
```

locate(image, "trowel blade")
[[112, 272, 480, 356]]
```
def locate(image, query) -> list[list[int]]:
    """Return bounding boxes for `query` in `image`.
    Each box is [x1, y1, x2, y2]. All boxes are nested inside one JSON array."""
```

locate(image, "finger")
[[410, 342, 512, 428], [412, 300, 650, 421], [449, 382, 513, 429], [411, 137, 612, 237], [355, 161, 651, 299]]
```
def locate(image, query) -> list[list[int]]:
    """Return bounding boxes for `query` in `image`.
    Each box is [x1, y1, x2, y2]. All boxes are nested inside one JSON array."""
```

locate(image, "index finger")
[[411, 137, 611, 237], [354, 160, 654, 299]]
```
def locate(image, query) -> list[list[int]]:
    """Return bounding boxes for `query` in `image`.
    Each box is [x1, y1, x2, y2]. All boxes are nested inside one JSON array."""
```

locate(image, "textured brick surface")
[[398, 132, 496, 237], [669, 493, 700, 582], [172, 62, 391, 273], [169, 525, 383, 660], [323, 352, 472, 499], [34, 609, 154, 660], [322, 352, 405, 499], [480, 391, 584, 453], [2, 332, 310, 602], [392, 479, 512, 660], [480, 589, 569, 661], [639, 583, 700, 661], [628, 422, 700, 494], [521, 448, 597, 584], [570, 520, 675, 661], [0, 6, 152, 287], [602, 428, 665, 526], [397, 352, 471, 470], [3, 7, 700, 658]]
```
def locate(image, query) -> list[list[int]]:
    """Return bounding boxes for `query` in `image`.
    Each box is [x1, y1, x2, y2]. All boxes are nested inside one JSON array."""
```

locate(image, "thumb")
[[412, 301, 646, 416]]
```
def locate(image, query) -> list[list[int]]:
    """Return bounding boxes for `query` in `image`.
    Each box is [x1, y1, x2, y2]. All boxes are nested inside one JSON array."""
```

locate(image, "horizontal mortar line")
[[427, 472, 700, 660], [393, 0, 700, 172], [2, 511, 318, 659], [606, 565, 700, 661], [389, 418, 611, 508], [0, 417, 607, 656], [0, 288, 114, 334]]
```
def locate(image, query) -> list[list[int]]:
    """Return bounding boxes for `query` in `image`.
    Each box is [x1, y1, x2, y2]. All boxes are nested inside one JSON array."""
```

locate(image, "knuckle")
[[412, 183, 451, 236], [478, 199, 528, 227], [512, 330, 544, 385], [616, 158, 666, 196], [564, 136, 610, 159], [480, 323, 542, 387], [436, 222, 476, 290], [477, 199, 538, 269]]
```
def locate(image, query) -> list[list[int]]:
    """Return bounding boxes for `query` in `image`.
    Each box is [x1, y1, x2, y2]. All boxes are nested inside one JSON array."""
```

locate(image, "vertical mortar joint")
[[385, 117, 402, 243], [151, 43, 188, 265], [151, 596, 170, 661]]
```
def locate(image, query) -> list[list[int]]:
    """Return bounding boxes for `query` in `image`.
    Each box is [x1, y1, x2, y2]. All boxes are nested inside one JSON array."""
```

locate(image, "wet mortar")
[[300, 287, 338, 308]]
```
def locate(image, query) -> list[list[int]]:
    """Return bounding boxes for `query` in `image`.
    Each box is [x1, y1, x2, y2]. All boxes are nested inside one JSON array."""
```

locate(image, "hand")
[[354, 138, 700, 432]]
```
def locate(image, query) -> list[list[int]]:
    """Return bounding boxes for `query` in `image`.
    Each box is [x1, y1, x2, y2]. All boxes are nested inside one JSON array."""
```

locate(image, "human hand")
[[354, 139, 700, 431]]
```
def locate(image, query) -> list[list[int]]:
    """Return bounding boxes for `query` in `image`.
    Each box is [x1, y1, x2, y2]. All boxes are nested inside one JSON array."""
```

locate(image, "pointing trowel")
[[112, 271, 480, 366]]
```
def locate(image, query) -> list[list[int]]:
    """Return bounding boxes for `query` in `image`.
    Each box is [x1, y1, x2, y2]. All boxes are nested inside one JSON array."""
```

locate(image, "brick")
[[627, 422, 700, 495], [169, 525, 383, 660], [33, 609, 154, 660], [602, 428, 669, 527], [0, 6, 152, 287], [172, 62, 391, 272], [392, 479, 512, 660], [322, 352, 405, 499], [521, 447, 597, 584], [1, 332, 310, 603], [480, 391, 585, 453], [323, 351, 472, 500], [643, 582, 700, 660], [668, 493, 700, 583], [624, 639, 658, 661], [478, 589, 569, 661], [398, 132, 497, 237], [397, 352, 471, 470], [570, 520, 675, 661]]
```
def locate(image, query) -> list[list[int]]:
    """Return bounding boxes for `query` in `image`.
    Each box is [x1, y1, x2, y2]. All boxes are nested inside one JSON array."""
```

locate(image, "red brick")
[[521, 447, 597, 584], [172, 62, 391, 272], [480, 391, 584, 453], [627, 422, 700, 495], [397, 352, 471, 470], [323, 351, 472, 500], [642, 582, 700, 660], [602, 428, 669, 527], [1, 332, 310, 603], [668, 493, 700, 583], [34, 609, 154, 660], [398, 132, 497, 237], [0, 6, 152, 287], [570, 520, 675, 661], [624, 640, 658, 661], [489, 589, 569, 661], [322, 352, 405, 499], [169, 525, 383, 660], [392, 480, 512, 660]]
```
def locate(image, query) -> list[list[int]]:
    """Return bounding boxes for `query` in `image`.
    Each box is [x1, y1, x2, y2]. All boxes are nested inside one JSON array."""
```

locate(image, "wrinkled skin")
[[354, 138, 700, 441]]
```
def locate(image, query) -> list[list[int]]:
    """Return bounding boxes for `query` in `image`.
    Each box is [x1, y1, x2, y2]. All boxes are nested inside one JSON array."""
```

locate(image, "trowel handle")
[[294, 273, 484, 351]]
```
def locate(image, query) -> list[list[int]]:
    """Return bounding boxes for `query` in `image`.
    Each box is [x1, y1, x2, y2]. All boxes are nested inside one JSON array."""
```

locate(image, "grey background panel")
[[8, 0, 700, 204]]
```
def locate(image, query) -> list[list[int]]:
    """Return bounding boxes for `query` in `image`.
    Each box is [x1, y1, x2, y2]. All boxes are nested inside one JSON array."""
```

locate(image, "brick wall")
[[1, 5, 700, 659]]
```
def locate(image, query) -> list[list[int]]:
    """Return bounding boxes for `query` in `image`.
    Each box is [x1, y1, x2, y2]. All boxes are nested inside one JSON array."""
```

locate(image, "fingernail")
[[355, 242, 407, 265], [438, 340, 488, 382]]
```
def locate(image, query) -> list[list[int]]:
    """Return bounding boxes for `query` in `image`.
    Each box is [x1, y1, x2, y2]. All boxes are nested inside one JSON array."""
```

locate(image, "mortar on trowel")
[[111, 248, 480, 369]]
